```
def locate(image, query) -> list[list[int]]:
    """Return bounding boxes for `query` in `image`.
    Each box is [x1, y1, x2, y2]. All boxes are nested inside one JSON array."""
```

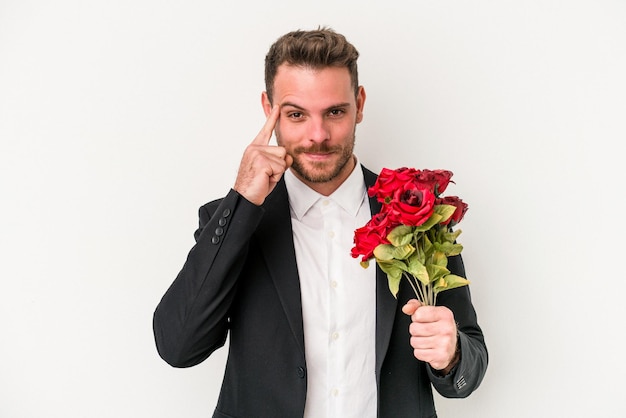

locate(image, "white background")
[[1, 1, 625, 417]]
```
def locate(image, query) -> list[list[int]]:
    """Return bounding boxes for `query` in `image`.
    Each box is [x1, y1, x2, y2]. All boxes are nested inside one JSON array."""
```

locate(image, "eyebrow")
[[280, 101, 352, 113]]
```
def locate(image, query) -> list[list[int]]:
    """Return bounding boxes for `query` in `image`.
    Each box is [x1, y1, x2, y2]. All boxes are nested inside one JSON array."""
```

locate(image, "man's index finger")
[[253, 104, 281, 145]]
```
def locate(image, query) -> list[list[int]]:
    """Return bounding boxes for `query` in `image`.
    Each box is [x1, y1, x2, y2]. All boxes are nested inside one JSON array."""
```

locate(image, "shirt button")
[[331, 332, 339, 341], [332, 388, 339, 397], [328, 231, 335, 238], [330, 280, 338, 289], [297, 366, 306, 378], [322, 200, 330, 206]]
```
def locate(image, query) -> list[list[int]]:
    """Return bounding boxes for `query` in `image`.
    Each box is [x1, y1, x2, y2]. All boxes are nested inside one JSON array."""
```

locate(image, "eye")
[[287, 111, 303, 119], [328, 108, 345, 117]]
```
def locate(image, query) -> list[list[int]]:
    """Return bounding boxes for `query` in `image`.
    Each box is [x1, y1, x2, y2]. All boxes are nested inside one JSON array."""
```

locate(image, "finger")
[[252, 104, 281, 146], [409, 321, 439, 338], [412, 305, 454, 324], [265, 154, 290, 177], [409, 335, 437, 349], [260, 145, 287, 159], [402, 299, 422, 316]]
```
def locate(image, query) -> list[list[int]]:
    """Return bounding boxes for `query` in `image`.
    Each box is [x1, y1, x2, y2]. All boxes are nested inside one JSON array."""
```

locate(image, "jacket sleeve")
[[428, 254, 489, 398], [153, 189, 263, 367]]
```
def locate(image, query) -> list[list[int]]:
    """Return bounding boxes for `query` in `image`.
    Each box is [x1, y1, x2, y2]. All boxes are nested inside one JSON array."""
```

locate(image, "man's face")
[[263, 64, 366, 195]]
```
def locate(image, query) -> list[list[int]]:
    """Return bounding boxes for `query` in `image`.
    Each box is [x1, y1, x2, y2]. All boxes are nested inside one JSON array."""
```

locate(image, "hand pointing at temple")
[[234, 105, 293, 205]]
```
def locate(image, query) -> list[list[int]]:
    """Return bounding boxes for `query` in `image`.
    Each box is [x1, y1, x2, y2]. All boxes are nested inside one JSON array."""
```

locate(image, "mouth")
[[302, 151, 335, 161], [295, 145, 339, 162]]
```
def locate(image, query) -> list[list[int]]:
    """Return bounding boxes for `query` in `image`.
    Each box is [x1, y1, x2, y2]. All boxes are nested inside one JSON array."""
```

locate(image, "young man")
[[153, 28, 487, 418]]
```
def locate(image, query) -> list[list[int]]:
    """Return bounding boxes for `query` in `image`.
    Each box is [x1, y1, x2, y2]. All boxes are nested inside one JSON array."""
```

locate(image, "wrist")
[[434, 334, 461, 376]]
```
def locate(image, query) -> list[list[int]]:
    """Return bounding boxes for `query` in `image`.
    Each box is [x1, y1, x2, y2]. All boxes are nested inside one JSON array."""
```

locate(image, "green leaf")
[[421, 233, 434, 253], [431, 251, 448, 267], [432, 277, 447, 293], [387, 225, 414, 246], [387, 274, 401, 298], [434, 204, 456, 224], [432, 274, 471, 294], [407, 254, 429, 285], [376, 259, 406, 298], [449, 243, 463, 256], [374, 243, 414, 261], [426, 263, 450, 283], [443, 228, 462, 243], [434, 242, 463, 256], [414, 213, 442, 232]]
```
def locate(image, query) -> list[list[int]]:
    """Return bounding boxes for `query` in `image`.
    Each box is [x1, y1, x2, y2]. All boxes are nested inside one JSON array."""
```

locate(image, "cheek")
[[276, 122, 306, 146], [274, 123, 289, 147], [330, 120, 356, 139]]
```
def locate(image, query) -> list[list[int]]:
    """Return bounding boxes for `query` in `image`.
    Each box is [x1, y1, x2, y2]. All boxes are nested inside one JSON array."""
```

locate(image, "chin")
[[295, 163, 346, 184]]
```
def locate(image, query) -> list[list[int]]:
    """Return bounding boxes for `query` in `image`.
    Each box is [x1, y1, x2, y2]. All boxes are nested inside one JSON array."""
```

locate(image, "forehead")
[[272, 64, 355, 108]]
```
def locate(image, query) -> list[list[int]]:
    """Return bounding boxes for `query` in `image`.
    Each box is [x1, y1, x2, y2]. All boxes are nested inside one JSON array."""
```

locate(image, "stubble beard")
[[278, 131, 356, 184]]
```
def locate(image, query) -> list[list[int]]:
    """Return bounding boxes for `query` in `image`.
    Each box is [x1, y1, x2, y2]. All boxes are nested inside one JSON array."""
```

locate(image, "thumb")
[[402, 299, 422, 316]]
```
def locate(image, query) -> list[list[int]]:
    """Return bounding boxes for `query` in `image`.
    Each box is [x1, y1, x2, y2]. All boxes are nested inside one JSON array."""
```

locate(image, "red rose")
[[437, 196, 468, 226], [351, 212, 394, 262], [367, 167, 421, 204], [387, 184, 436, 227], [414, 169, 454, 196]]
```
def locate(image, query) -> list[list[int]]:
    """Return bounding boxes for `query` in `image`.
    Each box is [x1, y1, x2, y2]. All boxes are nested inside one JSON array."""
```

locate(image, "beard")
[[277, 131, 356, 184]]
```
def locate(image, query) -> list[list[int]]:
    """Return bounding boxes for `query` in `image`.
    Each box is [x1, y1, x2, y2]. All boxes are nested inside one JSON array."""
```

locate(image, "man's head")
[[264, 27, 360, 105], [261, 27, 365, 196]]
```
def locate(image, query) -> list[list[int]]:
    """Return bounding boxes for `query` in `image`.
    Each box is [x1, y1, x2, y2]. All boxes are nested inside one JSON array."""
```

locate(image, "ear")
[[355, 86, 366, 124], [261, 91, 272, 117]]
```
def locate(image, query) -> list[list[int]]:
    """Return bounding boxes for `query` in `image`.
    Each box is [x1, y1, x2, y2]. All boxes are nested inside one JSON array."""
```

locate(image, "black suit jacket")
[[153, 166, 487, 418]]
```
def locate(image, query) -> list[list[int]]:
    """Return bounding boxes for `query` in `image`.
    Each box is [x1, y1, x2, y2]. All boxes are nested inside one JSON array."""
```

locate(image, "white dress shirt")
[[284, 162, 377, 418]]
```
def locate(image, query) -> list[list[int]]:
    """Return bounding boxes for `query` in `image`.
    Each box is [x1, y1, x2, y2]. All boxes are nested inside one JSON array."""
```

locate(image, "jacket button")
[[215, 227, 224, 236], [222, 208, 231, 218], [211, 236, 219, 244], [218, 217, 227, 227], [297, 367, 306, 378]]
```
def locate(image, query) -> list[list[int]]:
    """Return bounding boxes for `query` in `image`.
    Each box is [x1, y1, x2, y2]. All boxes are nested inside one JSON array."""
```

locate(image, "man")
[[153, 27, 487, 418]]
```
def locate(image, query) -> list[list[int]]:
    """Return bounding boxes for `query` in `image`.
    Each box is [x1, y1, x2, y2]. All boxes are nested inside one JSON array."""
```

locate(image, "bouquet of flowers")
[[351, 168, 470, 305]]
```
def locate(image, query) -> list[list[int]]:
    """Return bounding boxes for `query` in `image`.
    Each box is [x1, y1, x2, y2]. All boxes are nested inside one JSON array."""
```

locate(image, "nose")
[[306, 116, 330, 144]]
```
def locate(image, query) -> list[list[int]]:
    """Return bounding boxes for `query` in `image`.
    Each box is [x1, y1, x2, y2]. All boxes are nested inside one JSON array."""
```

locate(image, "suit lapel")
[[255, 180, 306, 357], [362, 166, 399, 380]]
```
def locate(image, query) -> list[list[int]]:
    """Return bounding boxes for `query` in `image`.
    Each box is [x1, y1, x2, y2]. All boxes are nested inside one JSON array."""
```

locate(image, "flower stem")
[[404, 272, 423, 302]]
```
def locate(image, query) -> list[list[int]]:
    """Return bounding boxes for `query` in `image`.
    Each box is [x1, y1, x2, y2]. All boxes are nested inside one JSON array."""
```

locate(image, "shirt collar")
[[284, 158, 367, 220]]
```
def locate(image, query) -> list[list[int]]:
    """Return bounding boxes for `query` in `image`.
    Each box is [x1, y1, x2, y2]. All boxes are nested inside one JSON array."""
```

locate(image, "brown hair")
[[264, 27, 360, 104]]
